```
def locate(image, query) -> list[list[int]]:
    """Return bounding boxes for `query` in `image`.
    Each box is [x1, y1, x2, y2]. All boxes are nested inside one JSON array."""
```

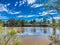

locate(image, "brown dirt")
[[20, 36, 52, 45]]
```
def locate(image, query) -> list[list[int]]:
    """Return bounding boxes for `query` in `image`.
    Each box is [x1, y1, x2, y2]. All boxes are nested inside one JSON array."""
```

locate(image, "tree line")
[[0, 18, 60, 27]]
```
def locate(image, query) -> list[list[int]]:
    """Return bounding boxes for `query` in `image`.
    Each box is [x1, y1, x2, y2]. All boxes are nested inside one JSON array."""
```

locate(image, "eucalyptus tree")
[[29, 19, 36, 26], [6, 19, 16, 27], [47, 20, 50, 25], [58, 19, 60, 26], [52, 18, 57, 26], [0, 20, 5, 27], [20, 20, 28, 26], [16, 20, 22, 27]]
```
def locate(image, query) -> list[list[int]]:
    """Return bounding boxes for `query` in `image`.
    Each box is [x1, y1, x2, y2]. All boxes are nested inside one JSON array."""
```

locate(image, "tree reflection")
[[52, 26, 57, 45], [49, 26, 60, 45], [43, 27, 47, 34], [32, 27, 36, 32], [21, 27, 24, 33]]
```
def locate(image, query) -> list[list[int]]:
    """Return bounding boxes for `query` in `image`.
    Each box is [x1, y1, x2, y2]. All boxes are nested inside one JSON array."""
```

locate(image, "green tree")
[[30, 19, 36, 26], [16, 20, 21, 27], [47, 20, 50, 24], [0, 20, 5, 26], [20, 20, 28, 26], [30, 20, 36, 24], [6, 19, 16, 27], [42, 18, 47, 25], [52, 19, 57, 26], [5, 19, 28, 27], [58, 19, 60, 26]]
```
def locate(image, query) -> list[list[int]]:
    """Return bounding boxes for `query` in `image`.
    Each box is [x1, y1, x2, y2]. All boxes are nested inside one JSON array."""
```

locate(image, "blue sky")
[[0, 0, 60, 21]]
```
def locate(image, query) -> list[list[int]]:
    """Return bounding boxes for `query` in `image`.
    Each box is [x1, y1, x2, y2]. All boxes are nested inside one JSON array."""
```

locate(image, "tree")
[[16, 20, 21, 27], [30, 19, 36, 24], [5, 19, 29, 27], [0, 20, 5, 26], [6, 19, 16, 27], [29, 19, 36, 26], [58, 19, 60, 26], [52, 18, 57, 26], [42, 18, 47, 25], [20, 20, 28, 26], [47, 20, 50, 24]]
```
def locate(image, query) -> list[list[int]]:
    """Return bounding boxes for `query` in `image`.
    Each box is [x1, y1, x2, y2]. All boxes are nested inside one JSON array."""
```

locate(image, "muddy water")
[[4, 27, 60, 45]]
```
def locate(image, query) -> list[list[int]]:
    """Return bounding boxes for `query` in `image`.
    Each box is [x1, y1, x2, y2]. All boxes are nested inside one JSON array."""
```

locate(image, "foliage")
[[0, 28, 21, 45], [8, 28, 17, 36], [1, 18, 60, 27], [52, 18, 57, 26], [0, 26, 4, 34], [5, 19, 28, 27], [58, 19, 60, 26], [29, 19, 36, 24], [0, 20, 5, 27], [6, 19, 16, 27]]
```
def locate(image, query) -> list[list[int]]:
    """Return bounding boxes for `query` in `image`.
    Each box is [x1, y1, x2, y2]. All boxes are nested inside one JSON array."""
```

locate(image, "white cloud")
[[0, 4, 8, 12], [0, 4, 20, 14], [9, 11, 20, 14], [39, 13, 41, 15], [23, 0, 27, 2], [50, 13, 57, 15], [18, 15, 39, 18], [18, 15, 33, 18], [40, 12, 49, 16], [40, 10, 57, 16], [19, 1, 25, 6], [27, 0, 36, 4], [48, 10, 55, 12], [27, 15, 34, 17], [6, 3, 10, 6], [15, 2, 18, 6], [18, 15, 28, 18], [31, 4, 43, 8], [53, 17, 60, 19], [18, 15, 24, 18], [4, 3, 10, 7], [0, 14, 8, 19]]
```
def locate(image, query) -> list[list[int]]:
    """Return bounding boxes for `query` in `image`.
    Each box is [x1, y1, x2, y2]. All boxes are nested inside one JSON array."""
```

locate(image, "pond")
[[4, 27, 60, 36], [4, 27, 60, 45]]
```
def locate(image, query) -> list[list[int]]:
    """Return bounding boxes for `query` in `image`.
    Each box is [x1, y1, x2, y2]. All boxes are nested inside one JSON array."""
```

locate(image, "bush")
[[0, 28, 21, 45]]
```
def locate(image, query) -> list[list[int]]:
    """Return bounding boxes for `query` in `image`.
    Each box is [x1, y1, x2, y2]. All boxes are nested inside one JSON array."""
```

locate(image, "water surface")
[[4, 27, 60, 45]]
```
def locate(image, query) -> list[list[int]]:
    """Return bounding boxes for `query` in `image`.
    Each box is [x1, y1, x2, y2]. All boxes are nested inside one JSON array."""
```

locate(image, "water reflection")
[[49, 26, 56, 45], [31, 27, 36, 33], [52, 26, 56, 35], [43, 27, 47, 34], [5, 27, 60, 36], [4, 27, 60, 45], [49, 26, 60, 45], [21, 27, 24, 33]]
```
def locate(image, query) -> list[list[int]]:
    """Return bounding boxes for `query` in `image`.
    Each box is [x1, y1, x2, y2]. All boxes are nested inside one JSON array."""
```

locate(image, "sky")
[[0, 0, 60, 21]]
